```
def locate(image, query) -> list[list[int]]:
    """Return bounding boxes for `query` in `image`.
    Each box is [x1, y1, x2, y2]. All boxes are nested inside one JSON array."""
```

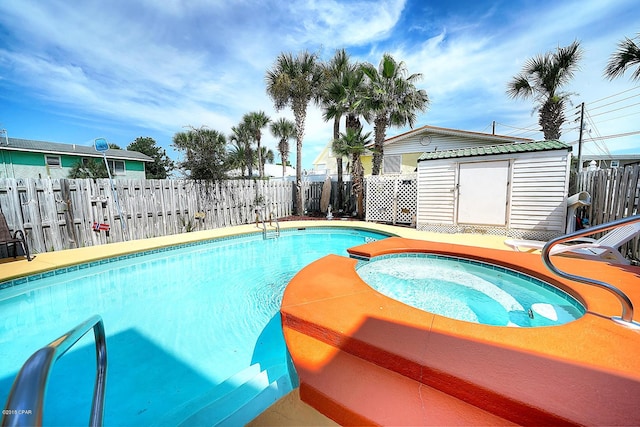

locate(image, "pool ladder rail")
[[1, 315, 107, 427], [541, 215, 640, 329], [257, 209, 280, 240]]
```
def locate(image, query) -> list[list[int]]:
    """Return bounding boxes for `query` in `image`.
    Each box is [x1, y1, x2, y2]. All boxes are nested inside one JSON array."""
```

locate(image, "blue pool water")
[[356, 254, 585, 327], [0, 227, 387, 426]]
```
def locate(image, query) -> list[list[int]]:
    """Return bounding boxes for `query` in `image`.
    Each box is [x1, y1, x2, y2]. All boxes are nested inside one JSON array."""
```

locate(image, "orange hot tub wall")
[[281, 237, 640, 426]]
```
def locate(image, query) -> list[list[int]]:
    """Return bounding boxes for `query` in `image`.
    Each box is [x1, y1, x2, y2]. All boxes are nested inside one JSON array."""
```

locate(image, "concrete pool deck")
[[0, 220, 511, 281], [2, 220, 638, 425]]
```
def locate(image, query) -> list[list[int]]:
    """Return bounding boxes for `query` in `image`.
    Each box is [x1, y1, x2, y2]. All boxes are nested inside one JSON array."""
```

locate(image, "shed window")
[[108, 160, 126, 175], [383, 155, 402, 174], [610, 160, 620, 168], [45, 155, 61, 168]]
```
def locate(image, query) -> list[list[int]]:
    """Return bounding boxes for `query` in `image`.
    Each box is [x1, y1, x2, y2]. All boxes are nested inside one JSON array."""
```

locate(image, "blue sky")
[[1, 0, 638, 171]]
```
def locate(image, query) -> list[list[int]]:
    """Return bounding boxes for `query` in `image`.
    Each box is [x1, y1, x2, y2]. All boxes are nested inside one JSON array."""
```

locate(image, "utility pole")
[[577, 102, 584, 172], [492, 120, 496, 135]]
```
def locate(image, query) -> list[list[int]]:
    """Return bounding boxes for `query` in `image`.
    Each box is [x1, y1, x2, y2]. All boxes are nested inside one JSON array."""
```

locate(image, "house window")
[[610, 160, 620, 168], [383, 155, 402, 174], [45, 155, 61, 168], [108, 160, 126, 175]]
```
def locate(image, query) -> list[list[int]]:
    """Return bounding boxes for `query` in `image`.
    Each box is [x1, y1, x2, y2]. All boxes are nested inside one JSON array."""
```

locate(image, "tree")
[[266, 50, 324, 215], [260, 146, 275, 165], [320, 48, 367, 211], [172, 126, 228, 180], [229, 123, 254, 178], [507, 40, 583, 140], [332, 128, 371, 218], [127, 136, 174, 179], [604, 33, 640, 81], [361, 54, 429, 175], [270, 117, 295, 177], [242, 111, 271, 178], [68, 158, 108, 179], [227, 139, 249, 177]]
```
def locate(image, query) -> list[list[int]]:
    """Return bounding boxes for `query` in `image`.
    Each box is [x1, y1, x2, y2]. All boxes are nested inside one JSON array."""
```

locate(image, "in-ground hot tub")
[[355, 253, 585, 327], [281, 236, 640, 426]]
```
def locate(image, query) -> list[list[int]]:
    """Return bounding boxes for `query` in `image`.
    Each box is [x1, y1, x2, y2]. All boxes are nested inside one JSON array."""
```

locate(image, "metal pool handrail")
[[541, 215, 640, 328], [2, 315, 107, 427], [258, 208, 280, 239]]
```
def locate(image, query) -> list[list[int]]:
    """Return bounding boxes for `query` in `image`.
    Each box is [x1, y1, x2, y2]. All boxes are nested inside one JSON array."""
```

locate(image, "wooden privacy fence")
[[302, 180, 355, 214], [577, 164, 640, 261], [0, 178, 294, 255]]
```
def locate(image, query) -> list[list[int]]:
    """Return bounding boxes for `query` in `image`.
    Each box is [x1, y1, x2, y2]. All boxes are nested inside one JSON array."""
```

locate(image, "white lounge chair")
[[504, 222, 640, 264]]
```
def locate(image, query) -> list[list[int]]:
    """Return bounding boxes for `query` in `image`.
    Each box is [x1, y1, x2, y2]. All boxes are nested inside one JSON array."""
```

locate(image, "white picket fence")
[[0, 178, 293, 254]]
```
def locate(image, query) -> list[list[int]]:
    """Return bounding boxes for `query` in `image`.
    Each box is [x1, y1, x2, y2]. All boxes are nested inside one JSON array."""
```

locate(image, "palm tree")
[[172, 127, 228, 180], [266, 50, 324, 215], [361, 54, 429, 175], [243, 111, 271, 178], [270, 117, 296, 177], [332, 128, 371, 218], [260, 146, 275, 165], [320, 48, 367, 211], [229, 123, 254, 178], [507, 40, 583, 140], [228, 139, 249, 177], [604, 33, 640, 81]]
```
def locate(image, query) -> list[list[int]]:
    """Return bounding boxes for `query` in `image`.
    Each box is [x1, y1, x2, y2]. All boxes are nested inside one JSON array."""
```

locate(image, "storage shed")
[[416, 140, 572, 240]]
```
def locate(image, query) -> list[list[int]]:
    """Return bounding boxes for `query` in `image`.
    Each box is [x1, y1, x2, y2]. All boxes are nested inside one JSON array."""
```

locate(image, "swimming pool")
[[0, 227, 388, 426], [356, 253, 585, 327]]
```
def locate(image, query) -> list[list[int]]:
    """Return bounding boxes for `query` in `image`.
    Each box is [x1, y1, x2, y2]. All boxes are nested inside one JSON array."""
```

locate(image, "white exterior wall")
[[384, 134, 503, 156], [416, 149, 571, 239], [416, 162, 456, 225], [509, 150, 570, 234]]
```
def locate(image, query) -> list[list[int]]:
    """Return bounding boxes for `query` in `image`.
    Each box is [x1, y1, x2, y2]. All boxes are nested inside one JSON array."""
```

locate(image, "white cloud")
[[0, 0, 637, 168], [287, 0, 406, 47]]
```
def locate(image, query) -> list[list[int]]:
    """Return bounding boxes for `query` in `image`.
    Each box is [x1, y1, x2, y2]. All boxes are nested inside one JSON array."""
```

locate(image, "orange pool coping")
[[281, 237, 640, 426]]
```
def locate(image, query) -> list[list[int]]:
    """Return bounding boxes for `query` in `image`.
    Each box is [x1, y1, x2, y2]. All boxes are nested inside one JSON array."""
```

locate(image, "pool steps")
[[157, 362, 293, 426]]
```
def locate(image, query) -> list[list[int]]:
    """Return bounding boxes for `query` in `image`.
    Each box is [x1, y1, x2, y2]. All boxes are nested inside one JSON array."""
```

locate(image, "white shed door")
[[457, 161, 509, 226]]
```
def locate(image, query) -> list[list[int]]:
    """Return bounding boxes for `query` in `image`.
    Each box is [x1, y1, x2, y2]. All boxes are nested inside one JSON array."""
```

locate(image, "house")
[[313, 125, 534, 176], [579, 153, 640, 171], [0, 137, 153, 179], [416, 140, 572, 240]]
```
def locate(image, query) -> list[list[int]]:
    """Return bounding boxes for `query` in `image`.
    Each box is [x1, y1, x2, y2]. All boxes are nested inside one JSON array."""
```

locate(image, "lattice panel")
[[365, 175, 417, 225], [418, 224, 562, 241], [396, 178, 417, 224], [366, 178, 395, 223]]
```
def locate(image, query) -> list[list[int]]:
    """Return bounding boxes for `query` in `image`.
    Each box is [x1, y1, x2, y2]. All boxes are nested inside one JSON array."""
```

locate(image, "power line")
[[494, 121, 541, 138], [587, 92, 640, 112], [584, 85, 640, 107], [591, 109, 640, 124], [583, 110, 611, 157], [567, 129, 640, 144], [588, 101, 640, 118]]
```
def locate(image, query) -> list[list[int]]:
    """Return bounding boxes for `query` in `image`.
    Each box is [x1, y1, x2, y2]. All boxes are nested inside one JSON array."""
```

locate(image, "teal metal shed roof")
[[417, 140, 571, 162]]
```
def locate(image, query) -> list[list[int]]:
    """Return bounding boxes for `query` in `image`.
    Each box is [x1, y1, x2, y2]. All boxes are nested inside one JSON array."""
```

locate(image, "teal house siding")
[[0, 137, 152, 179]]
